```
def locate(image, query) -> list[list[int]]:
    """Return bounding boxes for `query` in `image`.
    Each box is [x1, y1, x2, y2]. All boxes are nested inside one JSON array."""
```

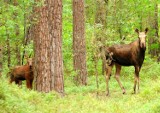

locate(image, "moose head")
[[135, 28, 148, 50]]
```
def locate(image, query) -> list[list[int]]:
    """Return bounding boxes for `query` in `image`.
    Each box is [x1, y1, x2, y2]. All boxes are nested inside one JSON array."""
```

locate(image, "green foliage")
[[0, 0, 35, 67], [150, 43, 159, 50], [62, 0, 73, 74]]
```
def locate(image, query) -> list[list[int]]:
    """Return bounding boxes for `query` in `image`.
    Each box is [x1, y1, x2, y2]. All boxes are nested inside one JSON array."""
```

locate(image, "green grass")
[[0, 58, 160, 113]]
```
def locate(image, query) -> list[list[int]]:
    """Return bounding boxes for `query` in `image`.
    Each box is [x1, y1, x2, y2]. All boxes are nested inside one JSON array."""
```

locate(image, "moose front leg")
[[106, 64, 113, 96], [115, 64, 126, 94], [26, 79, 32, 89], [134, 66, 140, 94]]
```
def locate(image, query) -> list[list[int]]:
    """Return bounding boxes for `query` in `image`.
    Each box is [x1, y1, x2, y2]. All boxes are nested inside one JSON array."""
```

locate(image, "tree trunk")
[[49, 0, 64, 93], [148, 2, 159, 57], [73, 0, 87, 85], [13, 0, 21, 65], [22, 5, 27, 65], [154, 3, 159, 57], [0, 46, 2, 77], [95, 0, 107, 75], [5, 26, 11, 68], [4, 3, 11, 68], [34, 0, 64, 94], [15, 44, 21, 65], [118, 0, 123, 40], [154, 3, 159, 40]]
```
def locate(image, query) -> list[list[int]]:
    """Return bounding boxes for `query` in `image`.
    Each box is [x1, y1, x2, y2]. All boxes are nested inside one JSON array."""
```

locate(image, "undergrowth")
[[0, 57, 160, 113]]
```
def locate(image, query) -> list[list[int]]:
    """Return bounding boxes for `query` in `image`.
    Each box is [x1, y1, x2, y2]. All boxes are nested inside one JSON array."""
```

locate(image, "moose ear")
[[145, 28, 149, 34], [135, 28, 139, 34]]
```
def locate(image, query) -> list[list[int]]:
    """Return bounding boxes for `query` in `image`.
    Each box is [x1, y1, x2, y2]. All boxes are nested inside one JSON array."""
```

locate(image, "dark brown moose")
[[105, 28, 148, 96], [9, 58, 33, 89]]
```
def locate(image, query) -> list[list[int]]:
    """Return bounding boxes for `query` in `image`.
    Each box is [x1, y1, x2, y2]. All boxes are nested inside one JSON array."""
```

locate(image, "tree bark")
[[5, 26, 11, 68], [0, 46, 2, 77], [34, 0, 64, 94], [95, 0, 107, 75], [13, 0, 21, 65], [148, 2, 159, 57], [49, 0, 64, 93], [73, 0, 88, 85]]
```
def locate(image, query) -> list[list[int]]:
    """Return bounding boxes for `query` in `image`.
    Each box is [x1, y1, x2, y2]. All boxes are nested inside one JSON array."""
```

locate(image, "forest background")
[[0, 0, 160, 113]]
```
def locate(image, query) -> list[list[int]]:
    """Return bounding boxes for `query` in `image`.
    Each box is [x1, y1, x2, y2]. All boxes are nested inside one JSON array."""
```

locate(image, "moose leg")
[[26, 79, 32, 89], [15, 80, 20, 85], [9, 74, 15, 84], [18, 80, 22, 86], [30, 79, 33, 89], [106, 64, 113, 96], [9, 79, 14, 84], [134, 66, 140, 94], [115, 64, 126, 94], [137, 67, 141, 92]]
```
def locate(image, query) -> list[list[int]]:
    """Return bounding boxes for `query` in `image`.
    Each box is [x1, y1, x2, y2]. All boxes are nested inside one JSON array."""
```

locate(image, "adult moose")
[[105, 28, 148, 96], [9, 57, 33, 89]]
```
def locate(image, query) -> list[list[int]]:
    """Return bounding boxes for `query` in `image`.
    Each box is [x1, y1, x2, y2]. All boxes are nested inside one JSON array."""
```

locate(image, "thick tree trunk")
[[34, 0, 64, 94], [73, 0, 87, 85], [34, 1, 51, 92], [49, 0, 64, 93]]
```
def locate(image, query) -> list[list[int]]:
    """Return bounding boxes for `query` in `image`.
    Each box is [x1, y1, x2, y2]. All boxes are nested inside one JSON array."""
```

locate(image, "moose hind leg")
[[115, 64, 126, 94]]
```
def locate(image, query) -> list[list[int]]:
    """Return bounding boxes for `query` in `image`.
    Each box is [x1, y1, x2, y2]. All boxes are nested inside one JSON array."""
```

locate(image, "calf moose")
[[105, 28, 148, 96], [9, 58, 33, 89]]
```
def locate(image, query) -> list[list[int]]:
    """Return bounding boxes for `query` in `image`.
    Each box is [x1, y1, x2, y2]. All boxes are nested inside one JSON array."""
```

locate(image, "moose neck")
[[137, 38, 146, 65], [138, 38, 146, 52]]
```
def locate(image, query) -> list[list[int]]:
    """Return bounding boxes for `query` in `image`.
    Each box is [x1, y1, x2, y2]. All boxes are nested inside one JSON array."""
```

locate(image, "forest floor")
[[0, 57, 160, 113]]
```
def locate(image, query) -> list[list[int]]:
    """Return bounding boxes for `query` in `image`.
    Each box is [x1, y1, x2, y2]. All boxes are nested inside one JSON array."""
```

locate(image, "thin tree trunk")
[[94, 56, 99, 97], [15, 44, 21, 65], [95, 0, 107, 76], [13, 0, 21, 65], [0, 46, 2, 76], [148, 2, 159, 57], [22, 0, 31, 65], [5, 26, 11, 68], [118, 0, 123, 40], [154, 3, 159, 39], [154, 3, 159, 57], [4, 3, 11, 68]]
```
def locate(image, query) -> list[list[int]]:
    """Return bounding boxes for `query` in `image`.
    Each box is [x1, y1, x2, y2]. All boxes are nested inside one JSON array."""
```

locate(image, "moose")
[[9, 58, 34, 89], [105, 28, 148, 96]]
